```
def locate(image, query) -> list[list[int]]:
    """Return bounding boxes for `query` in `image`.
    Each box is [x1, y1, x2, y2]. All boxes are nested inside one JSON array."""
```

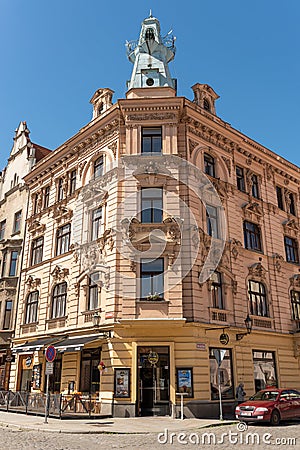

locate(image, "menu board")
[[114, 368, 130, 398], [177, 368, 193, 397]]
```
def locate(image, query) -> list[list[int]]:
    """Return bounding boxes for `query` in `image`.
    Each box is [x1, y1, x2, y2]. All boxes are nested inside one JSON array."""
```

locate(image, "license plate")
[[240, 411, 252, 416]]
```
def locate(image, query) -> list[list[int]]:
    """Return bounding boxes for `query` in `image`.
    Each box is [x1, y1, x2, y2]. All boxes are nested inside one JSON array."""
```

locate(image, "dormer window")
[[145, 28, 155, 41], [203, 98, 210, 112]]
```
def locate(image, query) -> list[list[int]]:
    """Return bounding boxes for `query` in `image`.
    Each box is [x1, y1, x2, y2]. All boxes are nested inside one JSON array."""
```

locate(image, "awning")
[[54, 335, 101, 353], [12, 337, 65, 354]]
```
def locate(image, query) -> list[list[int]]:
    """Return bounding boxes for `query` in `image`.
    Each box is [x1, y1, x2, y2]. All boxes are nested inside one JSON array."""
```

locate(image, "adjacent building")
[[9, 14, 300, 418], [0, 122, 50, 389]]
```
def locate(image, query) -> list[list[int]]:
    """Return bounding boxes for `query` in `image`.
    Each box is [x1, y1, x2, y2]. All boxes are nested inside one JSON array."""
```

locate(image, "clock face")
[[146, 78, 154, 86]]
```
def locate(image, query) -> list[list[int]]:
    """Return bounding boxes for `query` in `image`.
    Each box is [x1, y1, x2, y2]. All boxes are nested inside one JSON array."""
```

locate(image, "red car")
[[235, 388, 300, 425]]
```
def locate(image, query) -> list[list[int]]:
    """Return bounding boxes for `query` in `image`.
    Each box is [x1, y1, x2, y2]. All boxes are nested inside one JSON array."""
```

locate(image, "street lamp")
[[236, 314, 253, 341]]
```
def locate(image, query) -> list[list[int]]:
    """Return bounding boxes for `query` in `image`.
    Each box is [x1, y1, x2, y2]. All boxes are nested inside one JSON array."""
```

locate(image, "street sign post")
[[213, 349, 226, 421], [44, 346, 56, 423]]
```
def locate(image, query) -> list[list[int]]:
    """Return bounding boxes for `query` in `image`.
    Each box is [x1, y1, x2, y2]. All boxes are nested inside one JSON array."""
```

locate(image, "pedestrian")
[[236, 382, 246, 404]]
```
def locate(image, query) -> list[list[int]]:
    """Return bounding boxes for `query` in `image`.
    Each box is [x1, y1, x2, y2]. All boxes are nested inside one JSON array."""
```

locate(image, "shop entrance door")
[[137, 346, 170, 416]]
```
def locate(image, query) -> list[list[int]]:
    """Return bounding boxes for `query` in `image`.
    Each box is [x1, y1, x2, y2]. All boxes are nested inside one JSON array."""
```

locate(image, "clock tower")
[[126, 13, 176, 94]]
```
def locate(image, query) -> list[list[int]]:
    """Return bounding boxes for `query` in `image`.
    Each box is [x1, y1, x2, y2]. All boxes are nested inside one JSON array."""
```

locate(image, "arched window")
[[51, 282, 67, 319], [203, 98, 210, 112], [204, 153, 215, 177], [248, 280, 268, 317], [25, 291, 39, 324], [94, 156, 103, 178]]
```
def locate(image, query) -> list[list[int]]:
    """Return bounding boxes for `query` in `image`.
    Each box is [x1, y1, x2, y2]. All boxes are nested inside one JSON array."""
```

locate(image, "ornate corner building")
[[7, 14, 300, 418]]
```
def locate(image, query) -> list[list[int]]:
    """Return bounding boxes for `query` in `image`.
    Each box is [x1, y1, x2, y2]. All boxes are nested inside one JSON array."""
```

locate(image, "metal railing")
[[0, 391, 102, 418]]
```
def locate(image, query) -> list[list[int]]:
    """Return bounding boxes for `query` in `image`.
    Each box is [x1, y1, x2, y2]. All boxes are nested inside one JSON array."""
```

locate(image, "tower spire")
[[126, 15, 176, 92]]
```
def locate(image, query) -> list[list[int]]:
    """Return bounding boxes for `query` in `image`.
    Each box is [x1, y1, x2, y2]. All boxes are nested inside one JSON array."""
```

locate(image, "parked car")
[[235, 388, 300, 425]]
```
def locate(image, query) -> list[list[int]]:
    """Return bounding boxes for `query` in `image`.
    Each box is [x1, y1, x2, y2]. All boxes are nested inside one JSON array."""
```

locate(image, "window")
[[88, 273, 100, 310], [33, 193, 39, 215], [203, 98, 210, 112], [141, 127, 162, 154], [91, 208, 102, 241], [204, 153, 215, 177], [69, 170, 76, 195], [13, 210, 22, 233], [145, 28, 155, 41], [51, 282, 67, 318], [3, 300, 12, 329], [210, 271, 224, 309], [25, 291, 39, 324], [284, 236, 299, 263], [57, 178, 64, 201], [291, 291, 300, 320], [276, 186, 284, 210], [253, 351, 277, 391], [31, 237, 44, 266], [251, 174, 259, 199], [1, 251, 7, 277], [9, 251, 18, 276], [206, 205, 219, 238], [243, 221, 262, 251], [248, 280, 268, 317], [140, 258, 164, 299], [288, 193, 296, 216], [94, 156, 103, 178], [0, 220, 6, 240], [236, 166, 245, 192], [209, 348, 234, 400], [56, 224, 71, 256], [44, 186, 50, 209], [80, 349, 100, 393], [141, 188, 163, 223]]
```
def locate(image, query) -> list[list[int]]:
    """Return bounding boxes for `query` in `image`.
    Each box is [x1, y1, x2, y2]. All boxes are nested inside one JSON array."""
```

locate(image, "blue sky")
[[0, 0, 299, 170]]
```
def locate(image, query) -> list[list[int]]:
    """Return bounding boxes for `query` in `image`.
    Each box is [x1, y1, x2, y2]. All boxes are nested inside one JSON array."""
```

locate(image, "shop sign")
[[148, 351, 159, 365], [219, 333, 229, 345], [196, 343, 206, 351], [25, 356, 32, 368]]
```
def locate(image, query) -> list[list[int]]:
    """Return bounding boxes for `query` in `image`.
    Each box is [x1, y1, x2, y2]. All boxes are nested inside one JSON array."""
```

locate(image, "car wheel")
[[270, 410, 280, 426]]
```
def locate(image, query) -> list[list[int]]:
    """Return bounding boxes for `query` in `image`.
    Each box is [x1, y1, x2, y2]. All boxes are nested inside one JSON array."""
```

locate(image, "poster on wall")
[[114, 368, 130, 398], [32, 364, 42, 390], [176, 368, 193, 397]]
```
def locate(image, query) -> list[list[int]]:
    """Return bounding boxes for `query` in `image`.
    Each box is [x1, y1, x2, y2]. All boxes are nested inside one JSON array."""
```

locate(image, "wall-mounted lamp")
[[236, 314, 253, 341]]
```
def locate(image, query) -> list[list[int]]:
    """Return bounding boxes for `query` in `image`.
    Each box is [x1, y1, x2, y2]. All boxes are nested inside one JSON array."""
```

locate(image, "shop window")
[[204, 153, 215, 177], [88, 273, 100, 310], [284, 236, 299, 263], [276, 186, 284, 210], [236, 166, 246, 192], [94, 156, 103, 178], [140, 258, 164, 299], [80, 348, 100, 394], [248, 280, 268, 317], [13, 210, 22, 233], [31, 236, 44, 266], [25, 291, 39, 324], [9, 251, 18, 276], [49, 355, 62, 393], [141, 188, 163, 223], [291, 290, 300, 321], [210, 271, 224, 309], [209, 348, 234, 400], [251, 174, 259, 199], [91, 207, 102, 241], [57, 178, 64, 201], [3, 300, 12, 330], [51, 282, 67, 319], [243, 221, 262, 252], [253, 350, 277, 392], [56, 224, 71, 256], [206, 205, 219, 238], [43, 186, 50, 209], [141, 127, 162, 154], [69, 170, 76, 195]]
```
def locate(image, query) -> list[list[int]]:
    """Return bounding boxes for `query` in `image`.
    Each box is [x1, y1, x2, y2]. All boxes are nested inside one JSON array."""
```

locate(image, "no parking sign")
[[45, 345, 56, 362]]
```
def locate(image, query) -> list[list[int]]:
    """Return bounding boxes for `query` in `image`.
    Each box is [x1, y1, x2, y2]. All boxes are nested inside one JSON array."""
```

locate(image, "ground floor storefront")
[[8, 320, 300, 418]]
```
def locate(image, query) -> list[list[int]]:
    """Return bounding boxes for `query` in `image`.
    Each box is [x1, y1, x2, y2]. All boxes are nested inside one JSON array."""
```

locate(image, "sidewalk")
[[0, 411, 232, 434]]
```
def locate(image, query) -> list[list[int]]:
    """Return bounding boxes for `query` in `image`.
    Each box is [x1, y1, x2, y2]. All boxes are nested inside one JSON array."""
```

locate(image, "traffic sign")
[[45, 345, 56, 362], [45, 362, 54, 375]]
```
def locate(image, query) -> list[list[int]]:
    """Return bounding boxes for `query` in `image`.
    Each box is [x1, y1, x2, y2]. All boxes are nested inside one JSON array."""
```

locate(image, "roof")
[[32, 142, 52, 161]]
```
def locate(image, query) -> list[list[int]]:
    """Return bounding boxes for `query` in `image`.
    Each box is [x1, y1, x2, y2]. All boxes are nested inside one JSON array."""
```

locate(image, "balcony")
[[209, 307, 229, 323], [136, 300, 169, 319]]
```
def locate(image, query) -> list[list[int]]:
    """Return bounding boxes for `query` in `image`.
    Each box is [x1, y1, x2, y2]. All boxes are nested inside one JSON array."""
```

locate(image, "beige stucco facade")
[[9, 15, 300, 418]]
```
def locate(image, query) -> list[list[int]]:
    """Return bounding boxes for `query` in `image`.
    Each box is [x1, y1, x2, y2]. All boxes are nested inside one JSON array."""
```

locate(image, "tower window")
[[203, 98, 210, 112], [145, 28, 155, 41], [141, 127, 162, 154], [141, 188, 163, 223]]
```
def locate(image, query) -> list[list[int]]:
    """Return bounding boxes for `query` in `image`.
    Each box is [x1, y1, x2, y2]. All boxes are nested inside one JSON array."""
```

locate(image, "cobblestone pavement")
[[1, 421, 300, 449]]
